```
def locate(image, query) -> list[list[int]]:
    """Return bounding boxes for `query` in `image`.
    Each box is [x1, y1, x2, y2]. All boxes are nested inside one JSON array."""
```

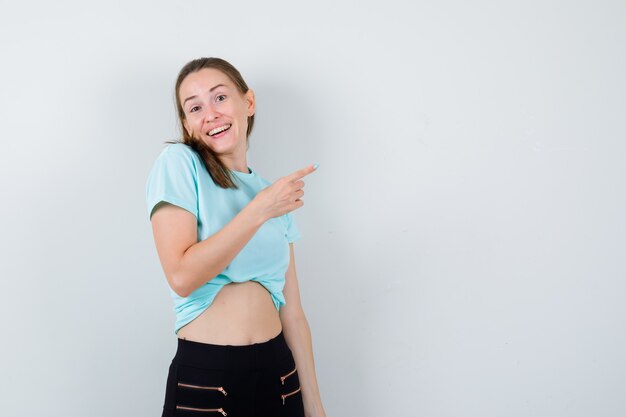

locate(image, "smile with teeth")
[[208, 124, 232, 136]]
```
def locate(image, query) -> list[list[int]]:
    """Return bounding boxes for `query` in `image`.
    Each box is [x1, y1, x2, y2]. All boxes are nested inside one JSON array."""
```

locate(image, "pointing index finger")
[[288, 163, 318, 181]]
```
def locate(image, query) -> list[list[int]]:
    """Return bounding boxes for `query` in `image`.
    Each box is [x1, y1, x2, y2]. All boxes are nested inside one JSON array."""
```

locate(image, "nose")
[[204, 102, 221, 123]]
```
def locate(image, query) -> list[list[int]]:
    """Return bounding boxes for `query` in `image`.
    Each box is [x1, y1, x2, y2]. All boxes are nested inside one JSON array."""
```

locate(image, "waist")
[[173, 330, 290, 370], [176, 281, 283, 345]]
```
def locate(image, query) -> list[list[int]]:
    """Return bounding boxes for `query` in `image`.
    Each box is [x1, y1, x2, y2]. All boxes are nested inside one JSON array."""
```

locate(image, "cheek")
[[187, 118, 203, 133]]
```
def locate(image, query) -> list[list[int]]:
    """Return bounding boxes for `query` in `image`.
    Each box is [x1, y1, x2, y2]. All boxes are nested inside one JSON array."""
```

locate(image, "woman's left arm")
[[279, 243, 327, 417]]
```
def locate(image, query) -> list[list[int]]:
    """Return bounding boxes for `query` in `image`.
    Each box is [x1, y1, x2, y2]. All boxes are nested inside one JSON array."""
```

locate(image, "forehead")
[[179, 68, 233, 97]]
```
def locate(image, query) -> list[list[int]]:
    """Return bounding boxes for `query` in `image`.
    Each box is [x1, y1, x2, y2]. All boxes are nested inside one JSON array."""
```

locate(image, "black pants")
[[161, 331, 305, 417]]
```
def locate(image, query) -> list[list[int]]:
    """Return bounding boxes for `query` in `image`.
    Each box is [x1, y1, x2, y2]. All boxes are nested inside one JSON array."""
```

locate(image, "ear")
[[245, 89, 256, 116]]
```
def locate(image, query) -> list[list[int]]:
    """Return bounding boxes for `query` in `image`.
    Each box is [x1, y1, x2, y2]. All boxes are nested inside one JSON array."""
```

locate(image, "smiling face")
[[179, 67, 255, 160]]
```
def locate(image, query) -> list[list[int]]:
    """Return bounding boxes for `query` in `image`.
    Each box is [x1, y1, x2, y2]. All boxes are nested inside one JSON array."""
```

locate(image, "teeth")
[[209, 124, 231, 136]]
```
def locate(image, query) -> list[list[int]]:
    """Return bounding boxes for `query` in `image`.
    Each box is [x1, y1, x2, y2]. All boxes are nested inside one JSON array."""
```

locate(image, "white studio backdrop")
[[0, 1, 624, 416]]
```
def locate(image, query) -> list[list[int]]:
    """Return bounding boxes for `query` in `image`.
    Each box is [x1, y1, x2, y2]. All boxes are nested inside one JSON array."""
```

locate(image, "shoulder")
[[250, 169, 273, 187], [256, 175, 272, 188], [152, 142, 201, 169], [160, 142, 198, 160], [146, 143, 203, 187]]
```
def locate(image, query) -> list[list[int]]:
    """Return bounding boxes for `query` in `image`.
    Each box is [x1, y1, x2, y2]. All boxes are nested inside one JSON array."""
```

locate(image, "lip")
[[205, 123, 232, 136], [210, 128, 230, 140]]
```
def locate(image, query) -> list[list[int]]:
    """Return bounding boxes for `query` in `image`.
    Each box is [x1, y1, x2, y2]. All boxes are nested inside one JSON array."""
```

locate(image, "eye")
[[216, 94, 226, 102], [189, 105, 200, 113]]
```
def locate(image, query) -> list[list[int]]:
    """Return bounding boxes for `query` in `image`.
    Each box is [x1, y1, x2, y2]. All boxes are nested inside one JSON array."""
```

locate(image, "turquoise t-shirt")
[[145, 143, 301, 335]]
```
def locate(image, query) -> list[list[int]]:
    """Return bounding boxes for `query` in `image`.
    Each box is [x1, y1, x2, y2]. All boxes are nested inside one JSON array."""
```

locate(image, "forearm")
[[174, 201, 266, 297], [282, 314, 326, 417]]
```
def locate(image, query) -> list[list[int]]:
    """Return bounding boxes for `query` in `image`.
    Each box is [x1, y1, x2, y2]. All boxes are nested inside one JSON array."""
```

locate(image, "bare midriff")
[[176, 280, 283, 345]]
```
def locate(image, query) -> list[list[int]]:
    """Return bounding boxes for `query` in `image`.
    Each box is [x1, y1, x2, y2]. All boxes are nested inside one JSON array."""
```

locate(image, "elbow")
[[169, 263, 218, 298], [170, 271, 192, 298], [173, 286, 191, 299]]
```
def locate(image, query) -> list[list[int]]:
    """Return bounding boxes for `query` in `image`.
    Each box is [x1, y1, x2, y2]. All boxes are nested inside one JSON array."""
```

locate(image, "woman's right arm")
[[150, 200, 267, 298], [149, 163, 314, 298]]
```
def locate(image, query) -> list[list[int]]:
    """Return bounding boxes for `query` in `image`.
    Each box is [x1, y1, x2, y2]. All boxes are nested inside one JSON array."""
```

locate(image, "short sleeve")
[[145, 145, 199, 220], [285, 211, 302, 243]]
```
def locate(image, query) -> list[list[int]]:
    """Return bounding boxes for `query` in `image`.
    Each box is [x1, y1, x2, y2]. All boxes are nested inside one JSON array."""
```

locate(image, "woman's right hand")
[[252, 163, 318, 222]]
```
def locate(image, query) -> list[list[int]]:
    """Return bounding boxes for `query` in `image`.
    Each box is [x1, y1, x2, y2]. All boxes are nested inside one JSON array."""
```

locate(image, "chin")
[[204, 139, 238, 154]]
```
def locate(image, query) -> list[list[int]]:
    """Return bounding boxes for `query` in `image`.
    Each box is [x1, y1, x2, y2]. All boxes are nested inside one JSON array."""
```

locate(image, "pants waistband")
[[173, 330, 290, 370]]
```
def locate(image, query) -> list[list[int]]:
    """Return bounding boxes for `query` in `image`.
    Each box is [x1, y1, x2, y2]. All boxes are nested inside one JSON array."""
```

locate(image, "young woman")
[[146, 57, 326, 417]]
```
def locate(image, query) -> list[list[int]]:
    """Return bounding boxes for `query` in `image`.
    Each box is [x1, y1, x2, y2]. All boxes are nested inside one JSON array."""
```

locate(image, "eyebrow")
[[182, 84, 228, 107]]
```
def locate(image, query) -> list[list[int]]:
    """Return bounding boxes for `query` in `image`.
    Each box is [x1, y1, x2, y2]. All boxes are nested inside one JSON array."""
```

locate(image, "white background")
[[1, 1, 625, 416]]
